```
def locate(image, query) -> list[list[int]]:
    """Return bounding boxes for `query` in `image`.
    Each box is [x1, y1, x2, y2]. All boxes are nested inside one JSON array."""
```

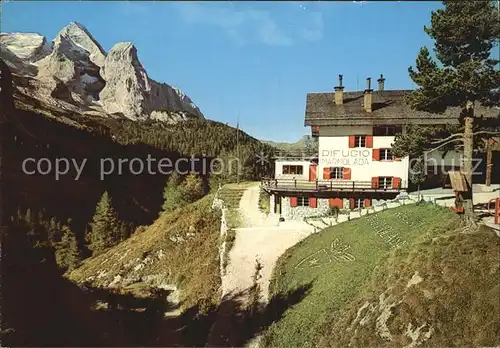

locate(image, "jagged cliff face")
[[1, 22, 204, 122]]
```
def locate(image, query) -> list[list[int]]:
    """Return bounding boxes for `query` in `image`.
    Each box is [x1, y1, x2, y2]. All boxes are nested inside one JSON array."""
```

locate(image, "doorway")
[[274, 195, 282, 215]]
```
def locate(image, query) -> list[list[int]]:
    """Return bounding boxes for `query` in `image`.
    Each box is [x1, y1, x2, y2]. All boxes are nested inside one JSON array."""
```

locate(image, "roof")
[[305, 90, 500, 126]]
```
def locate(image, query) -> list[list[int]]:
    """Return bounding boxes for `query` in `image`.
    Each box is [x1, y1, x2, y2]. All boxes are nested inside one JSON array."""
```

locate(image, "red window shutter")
[[348, 136, 355, 148], [329, 198, 343, 208], [309, 197, 317, 208], [363, 198, 372, 207], [393, 177, 401, 189], [323, 167, 330, 179], [366, 136, 373, 148], [290, 197, 297, 207], [309, 164, 317, 181], [343, 167, 351, 180], [371, 177, 379, 189], [329, 198, 342, 208], [349, 198, 355, 209], [372, 149, 380, 161]]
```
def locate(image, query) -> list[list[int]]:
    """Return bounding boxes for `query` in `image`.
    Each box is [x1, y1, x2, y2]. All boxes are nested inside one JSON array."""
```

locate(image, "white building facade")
[[264, 74, 468, 219], [317, 125, 409, 189]]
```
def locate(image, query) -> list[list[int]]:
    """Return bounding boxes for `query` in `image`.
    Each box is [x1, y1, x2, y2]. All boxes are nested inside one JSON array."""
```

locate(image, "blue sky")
[[3, 1, 440, 142]]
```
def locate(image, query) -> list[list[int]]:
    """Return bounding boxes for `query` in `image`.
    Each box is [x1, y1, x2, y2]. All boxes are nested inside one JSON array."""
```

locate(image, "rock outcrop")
[[53, 22, 106, 68], [0, 32, 51, 62], [99, 42, 150, 118], [99, 42, 203, 120], [35, 23, 105, 104], [1, 22, 204, 121]]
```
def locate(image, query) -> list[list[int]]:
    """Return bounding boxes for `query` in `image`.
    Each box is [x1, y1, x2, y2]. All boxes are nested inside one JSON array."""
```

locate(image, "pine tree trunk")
[[462, 114, 477, 227], [485, 139, 492, 186]]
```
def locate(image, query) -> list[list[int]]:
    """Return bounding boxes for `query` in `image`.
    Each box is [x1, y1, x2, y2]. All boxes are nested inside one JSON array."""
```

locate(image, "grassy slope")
[[263, 204, 461, 348], [218, 182, 255, 229], [324, 224, 500, 347], [69, 195, 221, 312]]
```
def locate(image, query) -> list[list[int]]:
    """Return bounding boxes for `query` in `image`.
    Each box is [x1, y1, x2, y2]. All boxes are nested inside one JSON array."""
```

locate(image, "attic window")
[[373, 126, 402, 136]]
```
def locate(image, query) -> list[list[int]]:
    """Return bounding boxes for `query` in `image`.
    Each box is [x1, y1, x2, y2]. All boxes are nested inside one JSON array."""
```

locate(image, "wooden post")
[[495, 198, 499, 225], [462, 112, 476, 226], [486, 138, 493, 187]]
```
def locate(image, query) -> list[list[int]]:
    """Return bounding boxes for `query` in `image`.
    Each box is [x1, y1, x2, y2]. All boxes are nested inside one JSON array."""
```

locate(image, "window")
[[354, 198, 365, 209], [297, 196, 309, 206], [330, 167, 344, 179], [282, 165, 303, 175], [379, 176, 393, 189], [354, 135, 366, 147], [380, 149, 393, 161], [373, 126, 402, 136]]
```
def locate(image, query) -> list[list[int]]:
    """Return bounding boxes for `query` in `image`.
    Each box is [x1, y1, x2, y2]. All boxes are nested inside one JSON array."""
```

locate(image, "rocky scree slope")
[[1, 22, 203, 122]]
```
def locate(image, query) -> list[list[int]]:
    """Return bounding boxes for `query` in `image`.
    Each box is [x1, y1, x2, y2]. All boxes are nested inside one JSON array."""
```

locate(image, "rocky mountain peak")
[[99, 42, 150, 119], [1, 22, 204, 122], [54, 22, 106, 68], [0, 32, 50, 62]]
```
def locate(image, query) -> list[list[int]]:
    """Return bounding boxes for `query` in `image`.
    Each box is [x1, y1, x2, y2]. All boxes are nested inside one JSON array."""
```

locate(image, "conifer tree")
[[410, 159, 427, 202], [397, 1, 500, 224], [118, 221, 133, 241], [47, 217, 61, 247], [88, 191, 120, 253], [162, 172, 184, 213], [55, 225, 81, 271], [182, 174, 205, 204]]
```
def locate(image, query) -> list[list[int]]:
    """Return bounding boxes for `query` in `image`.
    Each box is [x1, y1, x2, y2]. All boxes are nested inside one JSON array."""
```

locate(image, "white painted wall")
[[274, 160, 314, 180], [318, 126, 410, 186]]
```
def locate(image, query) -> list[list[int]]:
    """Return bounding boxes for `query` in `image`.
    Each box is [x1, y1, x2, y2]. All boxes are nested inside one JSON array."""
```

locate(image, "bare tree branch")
[[472, 131, 500, 136], [423, 138, 463, 157], [431, 133, 463, 144]]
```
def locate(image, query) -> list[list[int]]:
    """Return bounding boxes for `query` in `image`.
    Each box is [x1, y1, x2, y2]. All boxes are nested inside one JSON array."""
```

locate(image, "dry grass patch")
[[219, 184, 249, 229], [322, 224, 500, 348], [68, 195, 221, 313]]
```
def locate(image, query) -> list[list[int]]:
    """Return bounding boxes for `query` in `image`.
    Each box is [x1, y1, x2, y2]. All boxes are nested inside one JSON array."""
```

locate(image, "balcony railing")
[[261, 178, 403, 193]]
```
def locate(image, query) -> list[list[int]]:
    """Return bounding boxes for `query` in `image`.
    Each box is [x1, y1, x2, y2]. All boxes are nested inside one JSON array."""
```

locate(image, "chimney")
[[334, 74, 344, 105], [363, 77, 373, 113], [377, 74, 385, 91]]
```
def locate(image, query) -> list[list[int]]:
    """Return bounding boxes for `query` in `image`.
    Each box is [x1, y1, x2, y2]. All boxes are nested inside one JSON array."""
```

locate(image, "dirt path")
[[208, 183, 315, 346], [221, 183, 315, 302]]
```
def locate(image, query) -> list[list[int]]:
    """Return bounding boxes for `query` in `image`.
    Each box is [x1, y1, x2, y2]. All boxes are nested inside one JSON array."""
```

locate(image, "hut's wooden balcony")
[[261, 178, 405, 194]]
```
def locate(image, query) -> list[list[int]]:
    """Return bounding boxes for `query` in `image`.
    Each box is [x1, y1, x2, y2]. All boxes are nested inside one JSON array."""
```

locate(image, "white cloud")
[[175, 3, 324, 47]]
